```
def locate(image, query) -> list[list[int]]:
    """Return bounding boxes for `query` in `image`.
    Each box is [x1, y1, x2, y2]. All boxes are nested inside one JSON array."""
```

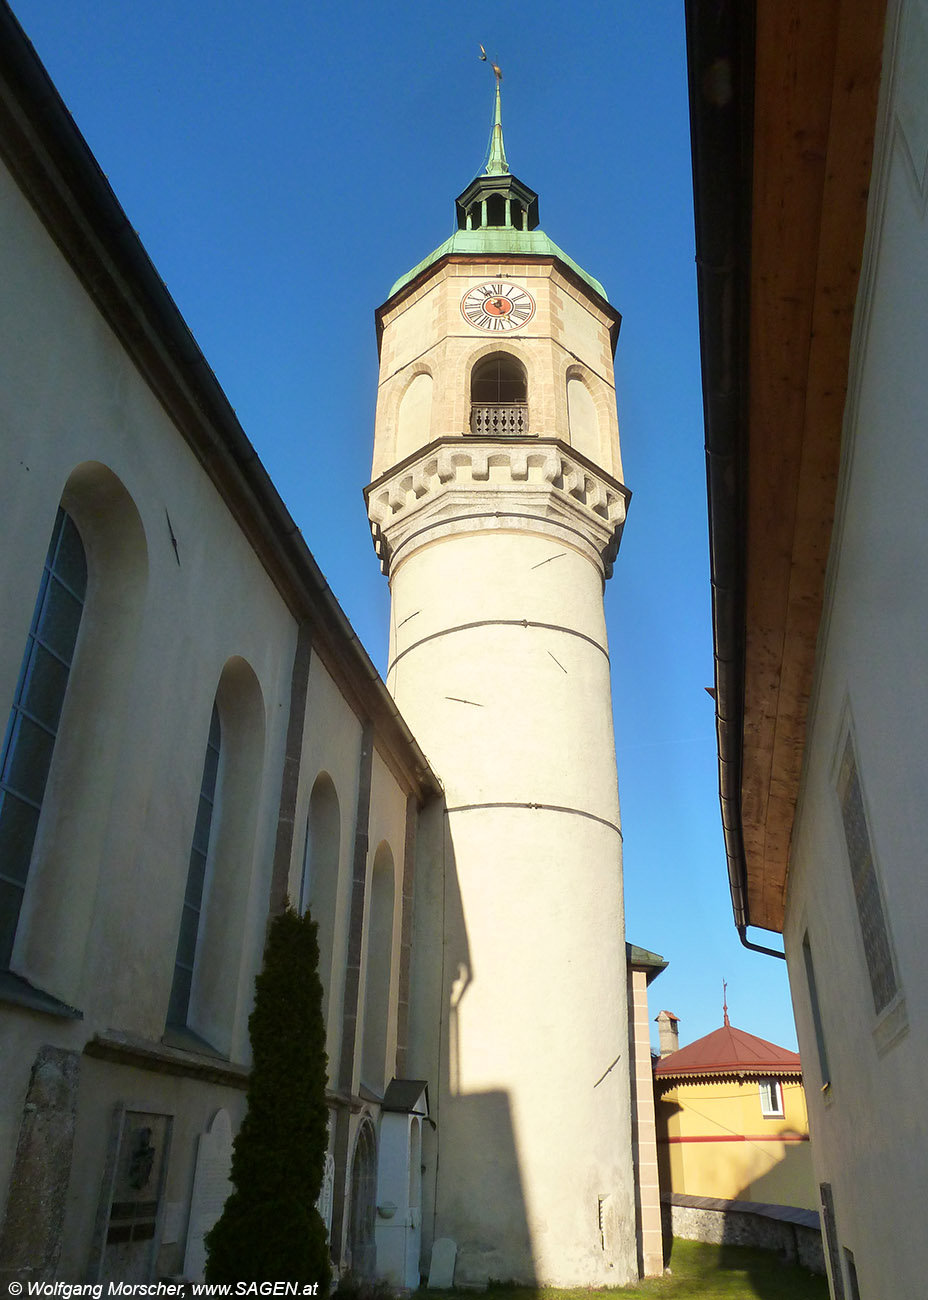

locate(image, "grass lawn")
[[436, 1239, 829, 1300], [612, 1239, 828, 1297]]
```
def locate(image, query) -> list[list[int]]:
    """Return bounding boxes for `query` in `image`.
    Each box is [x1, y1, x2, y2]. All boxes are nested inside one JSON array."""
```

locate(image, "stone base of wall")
[[663, 1194, 825, 1275]]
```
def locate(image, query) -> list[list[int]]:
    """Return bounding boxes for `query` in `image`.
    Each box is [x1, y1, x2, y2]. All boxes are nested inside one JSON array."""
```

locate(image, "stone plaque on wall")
[[89, 1105, 173, 1284], [183, 1109, 233, 1282]]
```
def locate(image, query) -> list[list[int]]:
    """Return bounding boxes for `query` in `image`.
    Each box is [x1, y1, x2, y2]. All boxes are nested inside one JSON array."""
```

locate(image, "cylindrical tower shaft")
[[387, 527, 634, 1283]]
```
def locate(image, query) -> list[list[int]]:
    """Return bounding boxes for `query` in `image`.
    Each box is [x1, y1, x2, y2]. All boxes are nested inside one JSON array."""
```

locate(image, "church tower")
[[366, 81, 637, 1286]]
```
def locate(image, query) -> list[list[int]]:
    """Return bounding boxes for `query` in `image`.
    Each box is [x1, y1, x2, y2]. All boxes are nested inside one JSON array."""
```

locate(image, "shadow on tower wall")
[[407, 798, 536, 1285]]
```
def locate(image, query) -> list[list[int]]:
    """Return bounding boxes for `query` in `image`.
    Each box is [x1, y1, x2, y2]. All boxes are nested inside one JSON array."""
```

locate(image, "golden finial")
[[479, 45, 503, 82]]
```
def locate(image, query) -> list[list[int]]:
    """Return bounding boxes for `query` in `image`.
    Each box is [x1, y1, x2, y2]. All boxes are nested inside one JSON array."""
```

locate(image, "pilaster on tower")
[[366, 78, 638, 1287]]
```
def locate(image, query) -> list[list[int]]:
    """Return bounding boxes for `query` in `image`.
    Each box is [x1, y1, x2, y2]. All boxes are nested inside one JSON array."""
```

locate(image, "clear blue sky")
[[10, 0, 798, 1051]]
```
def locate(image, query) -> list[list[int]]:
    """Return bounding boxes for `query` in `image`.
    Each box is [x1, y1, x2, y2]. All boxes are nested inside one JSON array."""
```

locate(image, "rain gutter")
[[683, 0, 784, 959]]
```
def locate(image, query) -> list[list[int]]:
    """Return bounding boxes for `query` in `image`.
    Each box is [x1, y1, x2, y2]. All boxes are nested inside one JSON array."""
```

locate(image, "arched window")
[[470, 353, 528, 436], [395, 371, 433, 463], [485, 193, 507, 227], [168, 702, 221, 1029], [348, 1118, 378, 1278], [3, 464, 147, 1000], [167, 658, 265, 1054], [567, 374, 601, 461], [300, 772, 341, 1025], [471, 354, 527, 404], [0, 509, 86, 968], [361, 842, 395, 1092]]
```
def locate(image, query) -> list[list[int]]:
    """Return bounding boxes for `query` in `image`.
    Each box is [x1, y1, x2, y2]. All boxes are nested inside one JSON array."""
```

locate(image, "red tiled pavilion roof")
[[653, 1020, 801, 1079]]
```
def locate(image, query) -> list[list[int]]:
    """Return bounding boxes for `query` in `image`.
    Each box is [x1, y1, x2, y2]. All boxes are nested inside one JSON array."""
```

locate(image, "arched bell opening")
[[470, 353, 529, 436]]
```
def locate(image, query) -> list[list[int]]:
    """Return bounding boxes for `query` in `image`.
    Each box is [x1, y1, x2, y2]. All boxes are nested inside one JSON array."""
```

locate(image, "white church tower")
[[366, 80, 638, 1286]]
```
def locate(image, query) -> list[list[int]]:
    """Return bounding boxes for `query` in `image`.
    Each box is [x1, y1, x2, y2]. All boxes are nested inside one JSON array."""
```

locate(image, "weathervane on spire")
[[723, 979, 730, 1027], [479, 44, 503, 82]]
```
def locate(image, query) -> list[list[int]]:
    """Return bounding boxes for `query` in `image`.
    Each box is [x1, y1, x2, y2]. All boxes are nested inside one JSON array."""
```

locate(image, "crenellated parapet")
[[365, 436, 629, 581]]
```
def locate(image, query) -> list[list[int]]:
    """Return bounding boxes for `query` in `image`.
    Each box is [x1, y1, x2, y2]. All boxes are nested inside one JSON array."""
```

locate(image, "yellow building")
[[654, 1012, 817, 1212]]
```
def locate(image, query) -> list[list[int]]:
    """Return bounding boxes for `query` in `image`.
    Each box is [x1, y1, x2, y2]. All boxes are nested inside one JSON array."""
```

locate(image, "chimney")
[[655, 1010, 680, 1058]]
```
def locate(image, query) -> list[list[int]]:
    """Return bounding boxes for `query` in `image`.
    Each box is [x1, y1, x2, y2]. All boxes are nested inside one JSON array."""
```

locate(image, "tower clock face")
[[461, 281, 536, 332]]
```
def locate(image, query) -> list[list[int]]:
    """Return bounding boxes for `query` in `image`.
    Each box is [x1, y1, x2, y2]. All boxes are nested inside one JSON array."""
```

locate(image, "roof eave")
[[655, 1066, 803, 1083], [683, 0, 755, 933], [685, 0, 888, 937]]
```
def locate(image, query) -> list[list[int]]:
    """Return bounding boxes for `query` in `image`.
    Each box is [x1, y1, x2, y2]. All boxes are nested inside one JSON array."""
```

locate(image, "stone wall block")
[[436, 449, 456, 483], [0, 1046, 81, 1284]]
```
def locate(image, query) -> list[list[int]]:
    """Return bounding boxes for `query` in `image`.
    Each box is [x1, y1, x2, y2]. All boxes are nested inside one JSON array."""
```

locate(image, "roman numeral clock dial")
[[461, 281, 536, 332]]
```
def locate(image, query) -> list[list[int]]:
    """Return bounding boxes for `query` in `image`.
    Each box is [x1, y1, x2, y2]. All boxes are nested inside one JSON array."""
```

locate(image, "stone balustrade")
[[470, 403, 529, 436]]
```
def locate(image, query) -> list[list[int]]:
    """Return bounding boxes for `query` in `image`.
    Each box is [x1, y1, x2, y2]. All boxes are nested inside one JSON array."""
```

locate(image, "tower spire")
[[478, 46, 509, 176], [485, 72, 509, 176], [387, 48, 609, 304]]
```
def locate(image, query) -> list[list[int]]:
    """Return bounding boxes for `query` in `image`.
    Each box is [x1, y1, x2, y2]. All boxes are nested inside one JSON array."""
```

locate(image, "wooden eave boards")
[[741, 0, 887, 929]]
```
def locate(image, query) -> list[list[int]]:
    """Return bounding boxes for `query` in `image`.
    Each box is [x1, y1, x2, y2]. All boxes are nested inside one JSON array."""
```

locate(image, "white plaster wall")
[[402, 798, 446, 1265], [432, 809, 634, 1285], [0, 160, 297, 1049], [295, 657, 365, 1077], [354, 751, 410, 1095], [388, 531, 619, 817], [784, 4, 928, 1295], [0, 156, 297, 1232], [0, 125, 427, 1284]]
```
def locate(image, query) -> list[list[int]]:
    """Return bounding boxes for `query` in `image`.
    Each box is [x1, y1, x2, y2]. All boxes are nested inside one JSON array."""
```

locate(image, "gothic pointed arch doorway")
[[347, 1118, 377, 1278]]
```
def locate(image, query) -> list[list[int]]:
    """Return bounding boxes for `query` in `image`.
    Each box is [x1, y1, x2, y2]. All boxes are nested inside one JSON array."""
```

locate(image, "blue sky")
[[10, 0, 798, 1051]]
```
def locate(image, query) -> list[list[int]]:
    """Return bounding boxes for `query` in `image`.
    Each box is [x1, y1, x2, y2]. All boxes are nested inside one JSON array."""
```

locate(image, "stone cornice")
[[365, 437, 629, 579]]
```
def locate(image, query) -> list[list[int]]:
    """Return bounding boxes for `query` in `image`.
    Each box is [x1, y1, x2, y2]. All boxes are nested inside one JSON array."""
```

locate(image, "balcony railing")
[[470, 403, 529, 436]]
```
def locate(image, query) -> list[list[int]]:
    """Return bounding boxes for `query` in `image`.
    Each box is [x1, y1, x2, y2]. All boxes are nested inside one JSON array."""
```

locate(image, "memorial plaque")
[[183, 1109, 233, 1281], [90, 1106, 173, 1284]]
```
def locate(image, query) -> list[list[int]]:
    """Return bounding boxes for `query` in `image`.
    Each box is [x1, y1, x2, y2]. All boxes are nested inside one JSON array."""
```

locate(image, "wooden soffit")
[[741, 0, 887, 929]]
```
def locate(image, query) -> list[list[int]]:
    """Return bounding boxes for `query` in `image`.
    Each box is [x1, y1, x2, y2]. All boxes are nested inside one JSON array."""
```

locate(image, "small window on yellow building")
[[759, 1078, 784, 1117]]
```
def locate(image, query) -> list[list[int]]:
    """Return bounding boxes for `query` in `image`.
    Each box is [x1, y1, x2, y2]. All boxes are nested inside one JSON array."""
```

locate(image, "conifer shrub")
[[205, 905, 332, 1291]]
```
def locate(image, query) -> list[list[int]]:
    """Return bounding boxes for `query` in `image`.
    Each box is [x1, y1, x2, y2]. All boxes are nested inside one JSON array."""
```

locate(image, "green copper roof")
[[389, 227, 607, 300], [387, 75, 607, 303]]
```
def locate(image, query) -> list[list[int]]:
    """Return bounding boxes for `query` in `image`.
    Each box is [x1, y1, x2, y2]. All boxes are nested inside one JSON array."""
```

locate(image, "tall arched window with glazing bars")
[[167, 702, 221, 1030], [0, 508, 87, 968]]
